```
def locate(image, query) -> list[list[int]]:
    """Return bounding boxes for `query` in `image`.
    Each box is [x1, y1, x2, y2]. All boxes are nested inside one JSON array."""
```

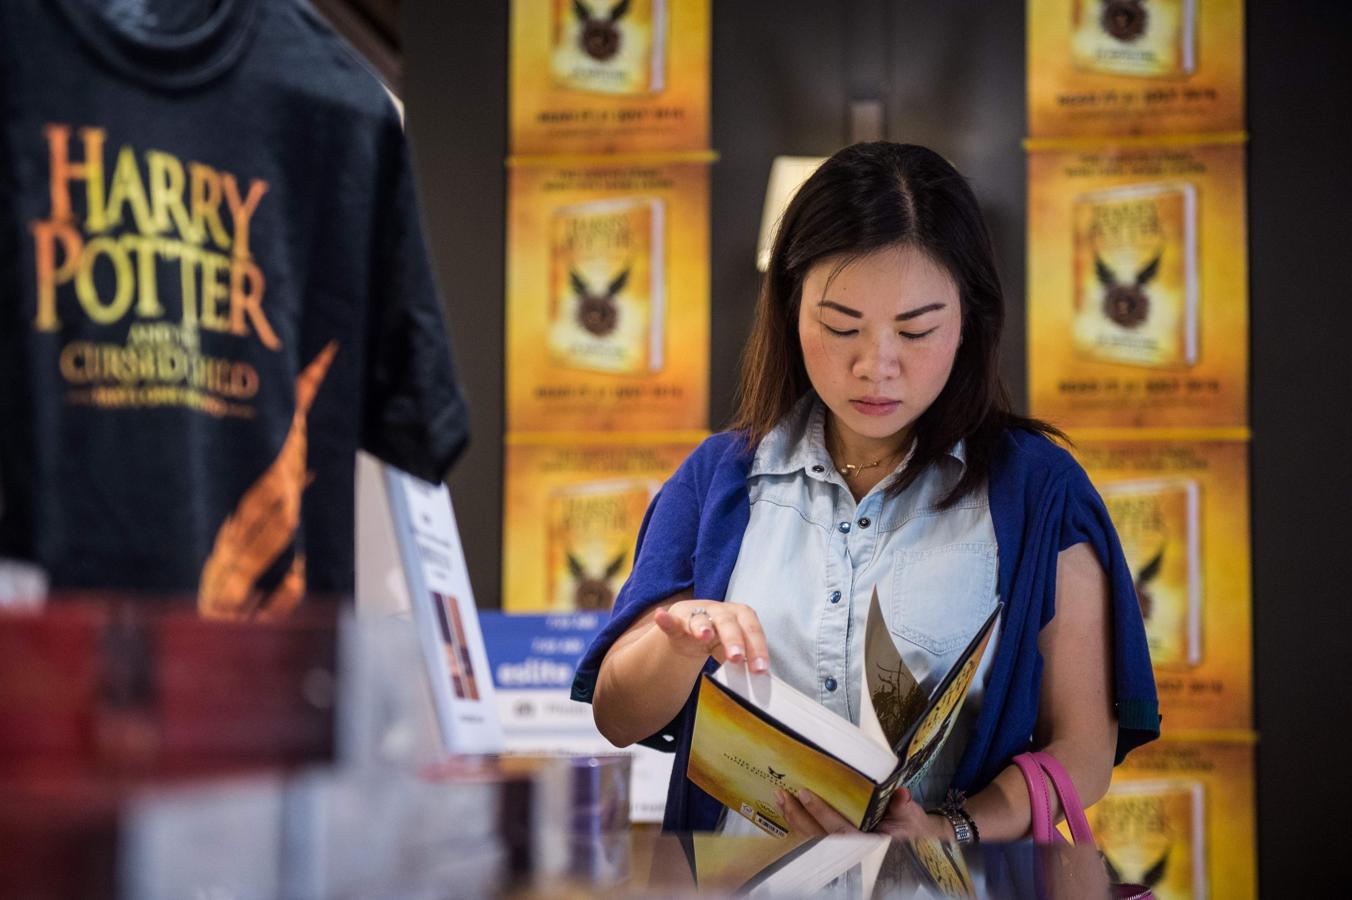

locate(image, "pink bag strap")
[[1012, 753, 1059, 844], [1012, 751, 1095, 846]]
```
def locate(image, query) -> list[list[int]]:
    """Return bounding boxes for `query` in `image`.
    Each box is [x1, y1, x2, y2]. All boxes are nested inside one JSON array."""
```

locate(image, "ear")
[[572, 0, 591, 23], [607, 267, 631, 298], [570, 269, 591, 297], [609, 0, 631, 23], [567, 552, 586, 580], [604, 551, 628, 579], [1094, 253, 1118, 288], [1136, 544, 1165, 585], [1135, 251, 1162, 287], [1142, 847, 1170, 888]]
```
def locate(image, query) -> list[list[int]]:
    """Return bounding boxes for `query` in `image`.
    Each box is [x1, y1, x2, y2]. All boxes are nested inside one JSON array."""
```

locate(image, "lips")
[[849, 397, 901, 416]]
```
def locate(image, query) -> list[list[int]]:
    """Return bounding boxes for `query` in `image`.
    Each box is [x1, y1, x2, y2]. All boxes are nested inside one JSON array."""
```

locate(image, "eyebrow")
[[817, 300, 948, 321]]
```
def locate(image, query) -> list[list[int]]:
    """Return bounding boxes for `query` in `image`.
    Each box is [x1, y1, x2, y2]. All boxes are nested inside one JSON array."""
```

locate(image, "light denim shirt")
[[719, 396, 1001, 835]]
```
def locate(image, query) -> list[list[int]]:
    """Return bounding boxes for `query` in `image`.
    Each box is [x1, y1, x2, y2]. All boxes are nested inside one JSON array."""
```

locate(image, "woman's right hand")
[[652, 599, 770, 672]]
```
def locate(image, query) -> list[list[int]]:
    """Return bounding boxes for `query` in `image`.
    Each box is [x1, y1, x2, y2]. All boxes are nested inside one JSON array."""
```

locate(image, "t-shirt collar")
[[51, 0, 261, 90]]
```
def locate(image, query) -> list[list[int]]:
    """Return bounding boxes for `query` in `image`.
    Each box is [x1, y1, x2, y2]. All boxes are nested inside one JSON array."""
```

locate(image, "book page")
[[859, 587, 925, 751], [896, 604, 1001, 785]]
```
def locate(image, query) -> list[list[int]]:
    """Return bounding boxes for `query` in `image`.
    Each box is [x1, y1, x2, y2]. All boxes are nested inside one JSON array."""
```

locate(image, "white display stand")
[[353, 452, 503, 755]]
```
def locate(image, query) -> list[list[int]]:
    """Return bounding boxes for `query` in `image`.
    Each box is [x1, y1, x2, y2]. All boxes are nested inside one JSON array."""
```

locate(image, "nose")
[[852, 332, 902, 382]]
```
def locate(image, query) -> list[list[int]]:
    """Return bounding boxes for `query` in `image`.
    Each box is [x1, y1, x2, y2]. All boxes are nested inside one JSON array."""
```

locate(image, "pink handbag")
[[1013, 751, 1153, 900]]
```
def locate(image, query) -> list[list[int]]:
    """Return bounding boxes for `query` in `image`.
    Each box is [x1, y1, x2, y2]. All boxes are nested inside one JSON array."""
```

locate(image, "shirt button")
[[838, 521, 851, 533], [824, 676, 837, 692], [811, 464, 825, 473], [829, 590, 841, 604], [857, 517, 871, 528]]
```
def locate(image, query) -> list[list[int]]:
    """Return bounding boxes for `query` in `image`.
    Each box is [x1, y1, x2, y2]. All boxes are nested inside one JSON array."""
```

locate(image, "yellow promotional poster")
[[501, 437, 702, 612], [688, 674, 877, 838], [1028, 0, 1244, 138], [506, 160, 709, 433], [1086, 739, 1256, 900], [1074, 439, 1251, 731], [1028, 140, 1247, 430], [510, 0, 710, 155]]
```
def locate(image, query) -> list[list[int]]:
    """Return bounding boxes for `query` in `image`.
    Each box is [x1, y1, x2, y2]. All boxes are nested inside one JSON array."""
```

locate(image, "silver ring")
[[690, 607, 711, 622]]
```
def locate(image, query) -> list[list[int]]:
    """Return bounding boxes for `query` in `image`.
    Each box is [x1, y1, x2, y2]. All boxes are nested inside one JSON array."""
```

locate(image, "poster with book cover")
[[1028, 0, 1244, 138], [1027, 140, 1248, 430], [688, 593, 999, 836], [1086, 739, 1256, 900], [510, 0, 710, 155], [501, 437, 702, 612], [1074, 439, 1251, 731], [383, 467, 504, 754], [507, 160, 709, 433]]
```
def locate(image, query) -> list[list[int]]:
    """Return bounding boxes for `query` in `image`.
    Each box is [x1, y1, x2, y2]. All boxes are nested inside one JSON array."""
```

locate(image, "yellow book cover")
[[1028, 0, 1243, 138], [502, 438, 700, 612], [1099, 477, 1201, 668], [1075, 440, 1250, 731], [1092, 779, 1205, 900], [1091, 739, 1256, 900], [1028, 142, 1247, 430], [507, 161, 708, 433], [511, 0, 708, 154], [1070, 0, 1196, 78], [548, 197, 664, 375], [550, 0, 666, 95], [1071, 183, 1197, 369], [688, 593, 999, 836], [545, 477, 656, 610]]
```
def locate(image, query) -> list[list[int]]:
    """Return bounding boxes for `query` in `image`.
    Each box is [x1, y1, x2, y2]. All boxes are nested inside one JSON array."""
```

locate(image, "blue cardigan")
[[570, 428, 1160, 832]]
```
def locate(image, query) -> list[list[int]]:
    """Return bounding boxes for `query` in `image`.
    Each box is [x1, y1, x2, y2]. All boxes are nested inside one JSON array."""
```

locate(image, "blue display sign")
[[478, 613, 605, 690]]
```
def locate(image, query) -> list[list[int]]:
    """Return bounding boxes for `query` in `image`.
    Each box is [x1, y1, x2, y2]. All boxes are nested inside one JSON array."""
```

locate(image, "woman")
[[570, 142, 1158, 840]]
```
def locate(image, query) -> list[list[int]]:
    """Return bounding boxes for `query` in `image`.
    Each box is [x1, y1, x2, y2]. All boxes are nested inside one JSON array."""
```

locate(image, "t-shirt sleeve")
[[1059, 465, 1162, 761], [360, 116, 469, 483], [570, 474, 701, 751]]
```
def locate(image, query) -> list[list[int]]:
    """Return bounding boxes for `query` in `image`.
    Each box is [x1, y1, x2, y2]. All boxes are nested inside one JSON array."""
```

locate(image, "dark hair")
[[729, 141, 1064, 508]]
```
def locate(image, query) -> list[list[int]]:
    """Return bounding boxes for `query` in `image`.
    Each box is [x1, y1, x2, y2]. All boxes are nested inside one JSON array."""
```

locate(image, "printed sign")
[[510, 0, 711, 155], [502, 437, 699, 613], [384, 468, 504, 754], [506, 160, 709, 433], [1090, 739, 1255, 900], [1075, 439, 1251, 731], [479, 612, 674, 823], [1028, 140, 1247, 430], [1028, 0, 1245, 138]]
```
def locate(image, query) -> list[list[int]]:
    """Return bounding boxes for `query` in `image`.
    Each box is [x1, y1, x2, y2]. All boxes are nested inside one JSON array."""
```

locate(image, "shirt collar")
[[750, 394, 967, 479]]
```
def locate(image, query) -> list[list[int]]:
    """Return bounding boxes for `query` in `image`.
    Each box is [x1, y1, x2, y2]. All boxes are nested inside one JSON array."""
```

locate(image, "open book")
[[688, 589, 1000, 835]]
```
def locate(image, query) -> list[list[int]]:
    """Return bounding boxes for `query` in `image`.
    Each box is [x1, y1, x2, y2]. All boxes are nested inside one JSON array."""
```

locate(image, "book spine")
[[860, 777, 897, 832]]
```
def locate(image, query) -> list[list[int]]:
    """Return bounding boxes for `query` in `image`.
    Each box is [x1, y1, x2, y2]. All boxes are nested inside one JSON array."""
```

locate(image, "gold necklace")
[[837, 459, 883, 478]]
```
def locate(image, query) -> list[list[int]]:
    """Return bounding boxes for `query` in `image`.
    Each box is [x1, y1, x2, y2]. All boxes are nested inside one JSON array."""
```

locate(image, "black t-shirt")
[[0, 0, 469, 614]]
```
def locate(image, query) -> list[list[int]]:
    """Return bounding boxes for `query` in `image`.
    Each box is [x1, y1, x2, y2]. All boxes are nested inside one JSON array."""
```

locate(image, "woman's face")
[[797, 244, 963, 453]]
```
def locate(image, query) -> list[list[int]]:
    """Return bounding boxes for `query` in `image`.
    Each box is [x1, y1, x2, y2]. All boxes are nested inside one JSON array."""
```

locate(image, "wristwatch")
[[937, 791, 980, 845], [938, 807, 977, 845]]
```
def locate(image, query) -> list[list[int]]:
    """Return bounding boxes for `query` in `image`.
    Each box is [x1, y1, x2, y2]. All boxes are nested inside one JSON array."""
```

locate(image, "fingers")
[[777, 788, 857, 837], [734, 608, 770, 673], [709, 609, 747, 664], [706, 606, 769, 671], [654, 602, 770, 672], [654, 607, 712, 642]]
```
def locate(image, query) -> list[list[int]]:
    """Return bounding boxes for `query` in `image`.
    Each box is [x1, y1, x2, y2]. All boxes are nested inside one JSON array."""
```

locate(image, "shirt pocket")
[[889, 542, 998, 655]]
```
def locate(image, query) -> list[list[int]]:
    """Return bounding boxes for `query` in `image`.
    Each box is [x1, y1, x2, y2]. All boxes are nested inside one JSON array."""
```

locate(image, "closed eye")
[[900, 327, 937, 340], [824, 324, 858, 337]]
